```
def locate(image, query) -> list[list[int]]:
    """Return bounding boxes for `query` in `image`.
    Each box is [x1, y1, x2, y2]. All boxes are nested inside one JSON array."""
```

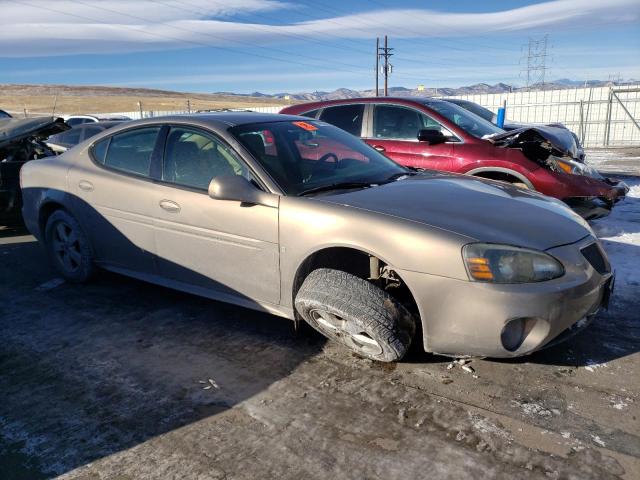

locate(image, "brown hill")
[[0, 84, 294, 116]]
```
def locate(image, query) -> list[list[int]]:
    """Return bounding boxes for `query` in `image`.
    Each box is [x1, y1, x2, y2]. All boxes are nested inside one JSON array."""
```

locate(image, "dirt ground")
[[0, 150, 638, 479], [0, 84, 292, 116]]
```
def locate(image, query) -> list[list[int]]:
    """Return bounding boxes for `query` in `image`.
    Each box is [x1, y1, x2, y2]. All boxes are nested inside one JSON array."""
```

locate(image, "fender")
[[21, 187, 76, 240], [464, 166, 535, 190]]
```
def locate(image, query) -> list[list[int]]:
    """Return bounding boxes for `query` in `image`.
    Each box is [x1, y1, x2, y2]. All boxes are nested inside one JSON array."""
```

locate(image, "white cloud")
[[0, 0, 638, 57], [0, 0, 288, 24]]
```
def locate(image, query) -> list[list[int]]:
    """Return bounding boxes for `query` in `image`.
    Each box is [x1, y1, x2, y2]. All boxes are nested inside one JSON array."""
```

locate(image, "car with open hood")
[[443, 98, 586, 162], [281, 98, 627, 219], [20, 113, 614, 361], [0, 116, 69, 223]]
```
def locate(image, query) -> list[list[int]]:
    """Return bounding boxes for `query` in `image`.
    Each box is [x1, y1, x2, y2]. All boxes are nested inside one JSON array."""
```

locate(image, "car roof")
[[111, 112, 310, 130], [282, 96, 452, 112]]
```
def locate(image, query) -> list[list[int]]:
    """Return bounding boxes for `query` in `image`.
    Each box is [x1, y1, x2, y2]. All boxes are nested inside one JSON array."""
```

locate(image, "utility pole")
[[375, 37, 379, 96], [521, 34, 549, 88], [377, 35, 394, 96]]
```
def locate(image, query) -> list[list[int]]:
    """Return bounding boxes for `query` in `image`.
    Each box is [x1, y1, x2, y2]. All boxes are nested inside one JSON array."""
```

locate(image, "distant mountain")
[[217, 79, 637, 102]]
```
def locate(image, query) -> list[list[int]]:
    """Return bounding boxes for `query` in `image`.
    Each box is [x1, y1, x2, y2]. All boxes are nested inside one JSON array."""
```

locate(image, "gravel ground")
[[0, 149, 638, 480]]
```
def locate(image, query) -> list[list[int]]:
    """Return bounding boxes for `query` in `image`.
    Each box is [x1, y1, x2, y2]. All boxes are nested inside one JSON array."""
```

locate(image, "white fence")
[[91, 85, 640, 148], [443, 84, 640, 148]]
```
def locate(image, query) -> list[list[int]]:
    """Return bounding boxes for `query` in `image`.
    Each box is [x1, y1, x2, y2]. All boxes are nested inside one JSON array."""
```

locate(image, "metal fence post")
[[604, 88, 613, 146]]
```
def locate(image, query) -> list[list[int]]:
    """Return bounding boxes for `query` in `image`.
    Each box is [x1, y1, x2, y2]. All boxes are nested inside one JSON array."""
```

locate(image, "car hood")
[[0, 117, 69, 150], [486, 125, 579, 160], [317, 173, 592, 251]]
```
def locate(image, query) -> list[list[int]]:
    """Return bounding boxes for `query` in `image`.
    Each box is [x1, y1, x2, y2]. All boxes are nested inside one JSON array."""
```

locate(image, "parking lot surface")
[[1, 149, 639, 480]]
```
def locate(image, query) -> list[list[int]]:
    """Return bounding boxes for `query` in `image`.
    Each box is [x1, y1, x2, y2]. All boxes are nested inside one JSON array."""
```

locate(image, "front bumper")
[[533, 167, 628, 218], [398, 236, 613, 358], [564, 179, 628, 220]]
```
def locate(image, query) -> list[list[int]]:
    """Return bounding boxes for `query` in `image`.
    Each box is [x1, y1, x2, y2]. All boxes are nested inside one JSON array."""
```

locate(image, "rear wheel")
[[44, 210, 94, 283], [295, 268, 416, 362]]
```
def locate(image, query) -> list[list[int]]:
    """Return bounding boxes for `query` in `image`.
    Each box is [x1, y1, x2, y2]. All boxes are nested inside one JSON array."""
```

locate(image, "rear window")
[[51, 129, 82, 146], [67, 118, 93, 127]]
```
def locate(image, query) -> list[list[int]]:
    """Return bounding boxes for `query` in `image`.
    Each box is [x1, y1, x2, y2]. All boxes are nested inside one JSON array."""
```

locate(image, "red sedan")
[[281, 97, 627, 219]]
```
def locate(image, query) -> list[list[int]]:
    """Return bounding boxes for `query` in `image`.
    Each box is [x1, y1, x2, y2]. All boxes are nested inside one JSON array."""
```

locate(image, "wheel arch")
[[34, 188, 76, 240], [465, 166, 535, 189], [291, 245, 422, 340], [38, 200, 69, 238]]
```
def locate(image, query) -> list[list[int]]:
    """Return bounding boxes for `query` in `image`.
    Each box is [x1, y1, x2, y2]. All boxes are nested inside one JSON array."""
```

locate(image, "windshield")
[[230, 120, 408, 195], [447, 100, 496, 123], [423, 100, 503, 138]]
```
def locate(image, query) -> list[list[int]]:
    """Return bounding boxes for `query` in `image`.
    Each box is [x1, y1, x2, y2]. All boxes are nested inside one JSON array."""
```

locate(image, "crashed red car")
[[281, 98, 627, 219]]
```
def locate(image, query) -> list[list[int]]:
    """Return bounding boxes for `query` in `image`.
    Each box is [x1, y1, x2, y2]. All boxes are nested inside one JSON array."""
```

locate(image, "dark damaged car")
[[0, 116, 69, 223], [443, 98, 586, 162], [281, 98, 627, 219]]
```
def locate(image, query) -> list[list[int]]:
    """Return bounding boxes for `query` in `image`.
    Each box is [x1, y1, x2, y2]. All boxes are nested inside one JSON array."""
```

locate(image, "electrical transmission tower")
[[521, 34, 549, 88], [375, 35, 393, 96]]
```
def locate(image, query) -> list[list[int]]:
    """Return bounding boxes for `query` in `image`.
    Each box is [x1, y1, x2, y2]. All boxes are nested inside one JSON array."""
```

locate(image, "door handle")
[[373, 145, 386, 152], [78, 180, 94, 191], [159, 199, 181, 213]]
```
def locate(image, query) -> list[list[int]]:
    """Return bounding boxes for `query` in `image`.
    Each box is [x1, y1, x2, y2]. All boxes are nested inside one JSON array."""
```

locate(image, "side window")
[[163, 127, 247, 190], [319, 104, 364, 136], [373, 105, 443, 140], [300, 108, 321, 119], [103, 127, 160, 176]]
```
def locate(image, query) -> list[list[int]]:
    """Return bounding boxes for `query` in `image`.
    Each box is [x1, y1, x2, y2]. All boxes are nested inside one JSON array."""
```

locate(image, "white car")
[[63, 114, 131, 127]]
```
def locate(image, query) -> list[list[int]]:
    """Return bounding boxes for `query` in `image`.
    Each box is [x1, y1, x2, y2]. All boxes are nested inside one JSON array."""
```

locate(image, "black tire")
[[295, 268, 416, 362], [44, 209, 94, 283]]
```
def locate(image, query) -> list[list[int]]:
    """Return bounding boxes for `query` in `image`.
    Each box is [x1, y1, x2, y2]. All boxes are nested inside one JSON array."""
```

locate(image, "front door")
[[151, 126, 280, 305], [365, 104, 454, 171]]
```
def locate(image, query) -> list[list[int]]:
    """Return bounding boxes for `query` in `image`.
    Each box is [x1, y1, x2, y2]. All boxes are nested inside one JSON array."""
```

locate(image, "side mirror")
[[208, 175, 278, 208], [417, 129, 447, 145]]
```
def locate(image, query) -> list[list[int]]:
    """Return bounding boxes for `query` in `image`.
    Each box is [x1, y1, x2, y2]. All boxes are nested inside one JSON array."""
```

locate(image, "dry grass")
[[0, 84, 296, 116]]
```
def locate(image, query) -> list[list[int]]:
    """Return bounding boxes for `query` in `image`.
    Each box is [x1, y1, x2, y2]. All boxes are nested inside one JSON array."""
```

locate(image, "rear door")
[[150, 125, 280, 305], [68, 126, 162, 274], [365, 104, 455, 171]]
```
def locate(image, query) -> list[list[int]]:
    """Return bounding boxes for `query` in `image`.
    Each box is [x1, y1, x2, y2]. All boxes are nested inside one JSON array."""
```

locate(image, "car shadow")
[[0, 230, 325, 478], [0, 222, 28, 239]]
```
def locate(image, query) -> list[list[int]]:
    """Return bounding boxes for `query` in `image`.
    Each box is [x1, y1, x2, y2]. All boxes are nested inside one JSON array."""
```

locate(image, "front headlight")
[[549, 157, 604, 180], [463, 243, 564, 283]]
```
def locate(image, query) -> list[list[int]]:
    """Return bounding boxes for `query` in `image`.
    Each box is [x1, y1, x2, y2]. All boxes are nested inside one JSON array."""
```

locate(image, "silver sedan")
[[20, 113, 614, 362]]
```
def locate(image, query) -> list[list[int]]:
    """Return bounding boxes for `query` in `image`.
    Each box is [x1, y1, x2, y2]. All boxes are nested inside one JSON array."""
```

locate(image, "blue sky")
[[1, 0, 639, 93]]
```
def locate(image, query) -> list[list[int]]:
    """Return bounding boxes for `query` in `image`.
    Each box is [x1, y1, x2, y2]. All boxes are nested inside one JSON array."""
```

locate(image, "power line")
[[297, 0, 517, 54], [9, 0, 369, 77], [361, 0, 520, 52], [156, 0, 376, 57], [66, 0, 370, 72]]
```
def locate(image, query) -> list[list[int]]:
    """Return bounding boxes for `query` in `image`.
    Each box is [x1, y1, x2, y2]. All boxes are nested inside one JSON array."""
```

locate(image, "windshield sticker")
[[292, 121, 318, 131]]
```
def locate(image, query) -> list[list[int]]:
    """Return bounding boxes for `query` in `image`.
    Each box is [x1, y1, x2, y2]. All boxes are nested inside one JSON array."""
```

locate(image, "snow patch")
[[584, 360, 608, 372]]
